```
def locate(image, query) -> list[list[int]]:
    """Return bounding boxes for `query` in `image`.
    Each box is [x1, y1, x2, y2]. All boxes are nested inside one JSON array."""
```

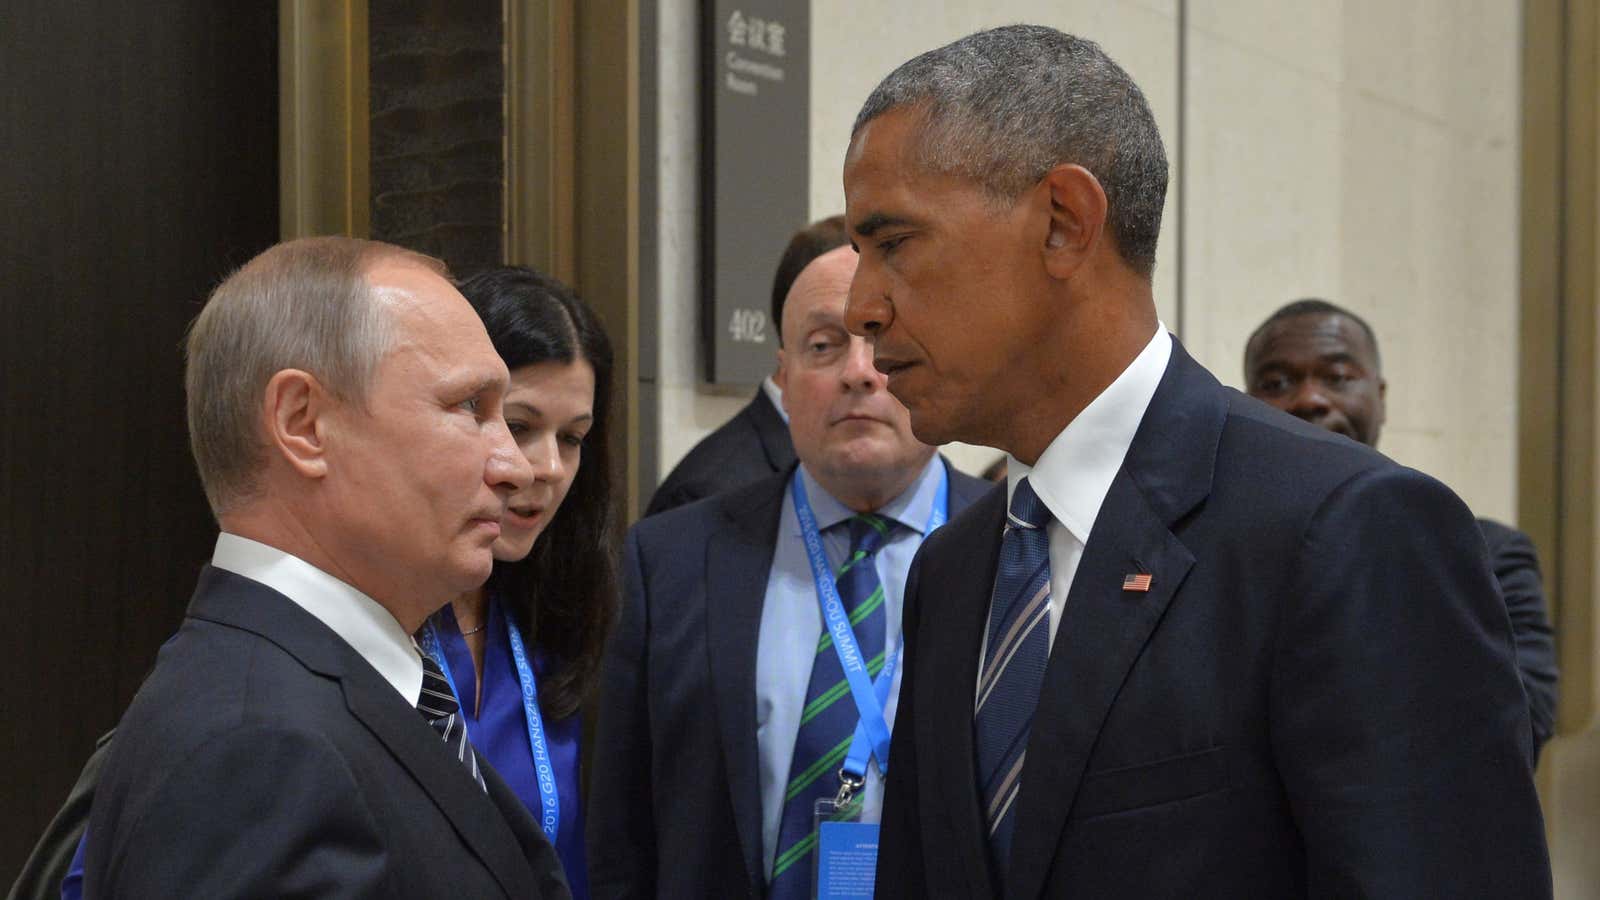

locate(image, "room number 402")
[[728, 308, 768, 343]]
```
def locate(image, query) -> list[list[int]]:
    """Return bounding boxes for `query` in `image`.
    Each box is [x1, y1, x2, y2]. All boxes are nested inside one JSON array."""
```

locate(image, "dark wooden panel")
[[0, 2, 278, 881], [369, 0, 504, 274]]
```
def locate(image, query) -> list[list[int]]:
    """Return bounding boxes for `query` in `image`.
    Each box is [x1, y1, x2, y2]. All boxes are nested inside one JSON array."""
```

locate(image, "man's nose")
[[486, 420, 536, 493], [844, 270, 892, 338], [1287, 380, 1332, 419], [840, 335, 882, 390]]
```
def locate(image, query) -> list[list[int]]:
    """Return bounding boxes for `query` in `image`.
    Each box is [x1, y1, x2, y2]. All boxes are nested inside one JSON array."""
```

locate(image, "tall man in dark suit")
[[84, 237, 571, 898], [588, 244, 989, 899], [1244, 298, 1559, 757], [842, 25, 1550, 898], [645, 216, 851, 516]]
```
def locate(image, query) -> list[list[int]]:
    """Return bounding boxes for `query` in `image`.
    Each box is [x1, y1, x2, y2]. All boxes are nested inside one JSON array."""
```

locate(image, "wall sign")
[[701, 0, 810, 384]]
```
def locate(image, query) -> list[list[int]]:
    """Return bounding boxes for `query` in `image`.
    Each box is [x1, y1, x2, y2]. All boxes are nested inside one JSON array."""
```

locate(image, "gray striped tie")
[[417, 648, 487, 792]]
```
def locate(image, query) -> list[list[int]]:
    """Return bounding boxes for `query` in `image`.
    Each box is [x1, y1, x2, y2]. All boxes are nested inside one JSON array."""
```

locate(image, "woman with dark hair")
[[416, 265, 617, 899]]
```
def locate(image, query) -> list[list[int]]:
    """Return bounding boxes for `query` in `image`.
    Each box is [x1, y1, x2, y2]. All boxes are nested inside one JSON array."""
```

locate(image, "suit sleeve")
[[1270, 466, 1550, 897], [585, 526, 658, 899], [87, 725, 391, 898], [6, 730, 111, 900], [1483, 524, 1559, 758], [874, 545, 930, 899]]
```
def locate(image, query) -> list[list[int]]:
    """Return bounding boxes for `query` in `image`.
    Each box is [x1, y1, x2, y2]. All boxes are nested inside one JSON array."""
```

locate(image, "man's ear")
[[1040, 164, 1108, 281], [263, 368, 333, 480]]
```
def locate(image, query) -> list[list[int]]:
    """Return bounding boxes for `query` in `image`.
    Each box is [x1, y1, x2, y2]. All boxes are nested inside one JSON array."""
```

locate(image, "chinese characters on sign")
[[722, 9, 789, 97], [702, 1, 809, 383], [727, 10, 786, 55]]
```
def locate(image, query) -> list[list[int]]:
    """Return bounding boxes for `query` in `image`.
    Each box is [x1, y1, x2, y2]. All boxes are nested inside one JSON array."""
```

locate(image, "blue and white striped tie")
[[417, 648, 487, 792], [974, 476, 1052, 883]]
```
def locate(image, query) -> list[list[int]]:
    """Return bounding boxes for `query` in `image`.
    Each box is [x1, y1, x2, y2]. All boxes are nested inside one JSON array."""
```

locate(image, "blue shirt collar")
[[794, 453, 944, 535]]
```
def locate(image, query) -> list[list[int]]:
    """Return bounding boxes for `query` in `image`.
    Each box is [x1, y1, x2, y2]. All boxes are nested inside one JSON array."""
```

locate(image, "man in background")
[[589, 243, 989, 899], [84, 237, 569, 898], [645, 216, 850, 516], [1244, 297, 1558, 757]]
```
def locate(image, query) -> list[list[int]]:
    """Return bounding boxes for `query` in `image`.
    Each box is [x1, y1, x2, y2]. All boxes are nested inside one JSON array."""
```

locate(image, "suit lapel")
[[704, 473, 786, 894], [925, 489, 1008, 898], [1005, 339, 1225, 898], [186, 568, 540, 897], [343, 675, 540, 898], [1005, 474, 1194, 898]]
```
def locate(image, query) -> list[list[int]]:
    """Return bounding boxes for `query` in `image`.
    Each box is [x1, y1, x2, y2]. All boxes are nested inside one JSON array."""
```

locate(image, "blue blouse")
[[432, 595, 589, 900]]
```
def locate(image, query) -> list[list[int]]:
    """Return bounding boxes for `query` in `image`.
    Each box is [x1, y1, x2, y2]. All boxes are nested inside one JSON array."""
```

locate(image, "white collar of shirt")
[[210, 532, 425, 705], [762, 376, 788, 424], [791, 453, 945, 537], [1006, 325, 1172, 544]]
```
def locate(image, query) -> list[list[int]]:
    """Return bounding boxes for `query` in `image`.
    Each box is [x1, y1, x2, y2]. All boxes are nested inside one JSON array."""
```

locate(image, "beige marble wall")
[[654, 0, 755, 480], [1183, 0, 1521, 522], [652, 0, 1521, 520]]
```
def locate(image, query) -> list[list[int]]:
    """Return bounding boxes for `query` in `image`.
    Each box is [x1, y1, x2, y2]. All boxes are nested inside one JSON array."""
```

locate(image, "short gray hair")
[[184, 236, 446, 515], [852, 25, 1168, 277]]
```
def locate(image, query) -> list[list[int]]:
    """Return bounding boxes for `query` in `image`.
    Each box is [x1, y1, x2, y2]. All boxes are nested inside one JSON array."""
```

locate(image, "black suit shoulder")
[[1476, 517, 1559, 754], [88, 620, 400, 896], [646, 391, 795, 516], [89, 578, 568, 900]]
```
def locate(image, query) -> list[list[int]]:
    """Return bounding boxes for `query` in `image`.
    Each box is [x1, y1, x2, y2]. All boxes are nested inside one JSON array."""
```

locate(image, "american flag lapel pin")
[[1122, 572, 1153, 593]]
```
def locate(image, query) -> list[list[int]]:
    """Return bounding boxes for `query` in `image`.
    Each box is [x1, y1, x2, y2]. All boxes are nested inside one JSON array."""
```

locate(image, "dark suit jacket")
[[84, 566, 571, 899], [588, 459, 989, 899], [645, 388, 796, 517], [877, 341, 1550, 899], [1479, 518, 1560, 756], [6, 731, 111, 900]]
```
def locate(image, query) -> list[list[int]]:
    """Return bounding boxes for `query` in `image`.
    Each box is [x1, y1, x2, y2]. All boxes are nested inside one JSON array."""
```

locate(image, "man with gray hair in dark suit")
[[843, 24, 1549, 898], [84, 236, 569, 898]]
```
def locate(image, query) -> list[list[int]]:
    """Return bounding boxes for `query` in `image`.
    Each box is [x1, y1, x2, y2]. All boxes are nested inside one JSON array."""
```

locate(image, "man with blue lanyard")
[[588, 243, 989, 900]]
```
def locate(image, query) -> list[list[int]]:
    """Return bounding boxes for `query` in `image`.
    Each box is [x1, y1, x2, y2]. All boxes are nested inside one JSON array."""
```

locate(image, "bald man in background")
[[590, 243, 988, 899], [1245, 298, 1558, 758]]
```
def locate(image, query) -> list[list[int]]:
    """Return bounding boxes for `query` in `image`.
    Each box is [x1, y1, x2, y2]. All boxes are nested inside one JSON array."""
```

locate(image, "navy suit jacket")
[[876, 340, 1550, 898], [588, 459, 989, 899], [85, 566, 571, 899], [645, 389, 796, 517], [1477, 518, 1559, 757]]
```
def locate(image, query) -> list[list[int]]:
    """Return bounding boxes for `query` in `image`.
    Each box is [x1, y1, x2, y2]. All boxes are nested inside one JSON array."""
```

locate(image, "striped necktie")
[[769, 513, 892, 900], [974, 477, 1052, 885], [417, 648, 487, 792]]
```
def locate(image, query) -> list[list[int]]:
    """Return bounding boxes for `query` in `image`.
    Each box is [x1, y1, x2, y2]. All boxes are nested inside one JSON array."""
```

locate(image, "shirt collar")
[[210, 533, 425, 705], [1007, 325, 1172, 544], [762, 376, 789, 424], [792, 454, 945, 536]]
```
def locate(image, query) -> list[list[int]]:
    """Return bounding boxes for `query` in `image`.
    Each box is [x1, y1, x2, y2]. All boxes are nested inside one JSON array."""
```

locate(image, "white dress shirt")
[[1001, 325, 1172, 657], [211, 532, 424, 705], [761, 375, 788, 423]]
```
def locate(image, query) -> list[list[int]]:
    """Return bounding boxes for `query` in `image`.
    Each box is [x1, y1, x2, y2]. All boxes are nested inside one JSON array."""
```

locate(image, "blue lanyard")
[[791, 466, 949, 781], [417, 609, 561, 844]]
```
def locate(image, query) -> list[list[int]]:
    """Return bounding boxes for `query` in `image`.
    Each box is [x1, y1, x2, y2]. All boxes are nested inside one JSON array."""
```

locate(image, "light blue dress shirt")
[[755, 454, 945, 879]]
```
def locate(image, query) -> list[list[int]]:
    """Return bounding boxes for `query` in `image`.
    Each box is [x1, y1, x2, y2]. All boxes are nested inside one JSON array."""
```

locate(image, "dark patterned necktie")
[[417, 648, 487, 792], [974, 477, 1053, 885], [769, 513, 892, 900]]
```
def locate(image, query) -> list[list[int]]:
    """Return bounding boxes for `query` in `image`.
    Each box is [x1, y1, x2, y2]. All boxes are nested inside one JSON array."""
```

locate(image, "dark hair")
[[1245, 298, 1382, 373], [770, 215, 851, 342], [455, 265, 618, 721], [852, 25, 1168, 278]]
